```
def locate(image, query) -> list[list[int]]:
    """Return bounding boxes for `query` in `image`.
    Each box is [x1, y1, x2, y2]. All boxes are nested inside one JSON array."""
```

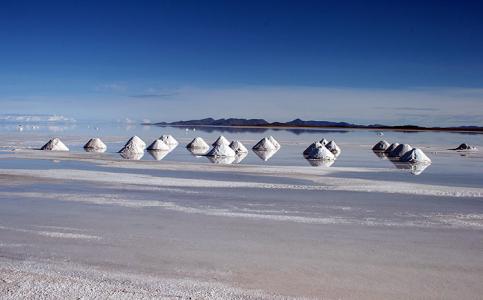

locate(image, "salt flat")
[[0, 127, 482, 299]]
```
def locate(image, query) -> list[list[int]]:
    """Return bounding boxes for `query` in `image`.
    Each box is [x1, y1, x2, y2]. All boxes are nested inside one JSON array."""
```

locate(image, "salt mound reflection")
[[120, 151, 144, 160], [148, 150, 169, 161], [305, 158, 335, 167], [207, 155, 236, 165], [253, 149, 278, 161]]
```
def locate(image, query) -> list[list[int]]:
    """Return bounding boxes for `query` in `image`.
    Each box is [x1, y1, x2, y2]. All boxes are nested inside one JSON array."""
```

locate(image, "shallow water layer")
[[0, 172, 482, 299], [0, 126, 482, 299]]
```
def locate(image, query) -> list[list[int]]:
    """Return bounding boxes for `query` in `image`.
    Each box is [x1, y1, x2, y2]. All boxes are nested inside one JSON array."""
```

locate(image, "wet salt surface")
[[1, 177, 482, 299], [3, 180, 481, 229], [1, 126, 483, 299], [1, 145, 482, 188], [2, 124, 483, 193], [0, 158, 313, 186]]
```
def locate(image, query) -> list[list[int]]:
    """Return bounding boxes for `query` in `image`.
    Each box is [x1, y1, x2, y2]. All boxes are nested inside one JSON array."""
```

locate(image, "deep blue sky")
[[1, 0, 483, 125]]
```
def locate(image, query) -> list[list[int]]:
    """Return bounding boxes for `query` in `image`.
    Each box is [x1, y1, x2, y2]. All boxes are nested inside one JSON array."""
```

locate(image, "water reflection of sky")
[[3, 121, 483, 145], [1, 122, 482, 181]]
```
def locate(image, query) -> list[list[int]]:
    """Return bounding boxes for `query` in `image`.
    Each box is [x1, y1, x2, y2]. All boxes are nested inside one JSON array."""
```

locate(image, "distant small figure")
[[17, 125, 23, 132], [377, 132, 384, 136]]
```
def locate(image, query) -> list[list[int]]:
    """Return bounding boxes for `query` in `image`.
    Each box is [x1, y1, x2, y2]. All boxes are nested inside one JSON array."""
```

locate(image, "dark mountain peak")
[[155, 117, 269, 126], [150, 117, 483, 132]]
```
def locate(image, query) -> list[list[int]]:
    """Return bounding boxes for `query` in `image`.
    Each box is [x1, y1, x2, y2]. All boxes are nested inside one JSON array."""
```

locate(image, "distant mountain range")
[[148, 118, 483, 132]]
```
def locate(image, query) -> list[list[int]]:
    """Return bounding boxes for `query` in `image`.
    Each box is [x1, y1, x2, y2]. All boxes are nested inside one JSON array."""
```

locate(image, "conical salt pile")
[[147, 139, 170, 151], [84, 138, 107, 150], [384, 143, 400, 154], [320, 138, 328, 145], [118, 136, 146, 154], [452, 143, 478, 151], [252, 137, 277, 151], [229, 140, 248, 153], [400, 148, 431, 164], [40, 138, 69, 151], [268, 136, 281, 149], [206, 144, 236, 157], [306, 146, 335, 160], [160, 134, 178, 145], [187, 137, 210, 149], [326, 141, 341, 155], [388, 144, 413, 158], [372, 140, 390, 151], [303, 141, 323, 156], [212, 135, 230, 147]]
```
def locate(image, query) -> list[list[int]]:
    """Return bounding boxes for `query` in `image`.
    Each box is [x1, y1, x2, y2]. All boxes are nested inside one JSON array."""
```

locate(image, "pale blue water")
[[0, 122, 482, 299], [1, 121, 483, 186]]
